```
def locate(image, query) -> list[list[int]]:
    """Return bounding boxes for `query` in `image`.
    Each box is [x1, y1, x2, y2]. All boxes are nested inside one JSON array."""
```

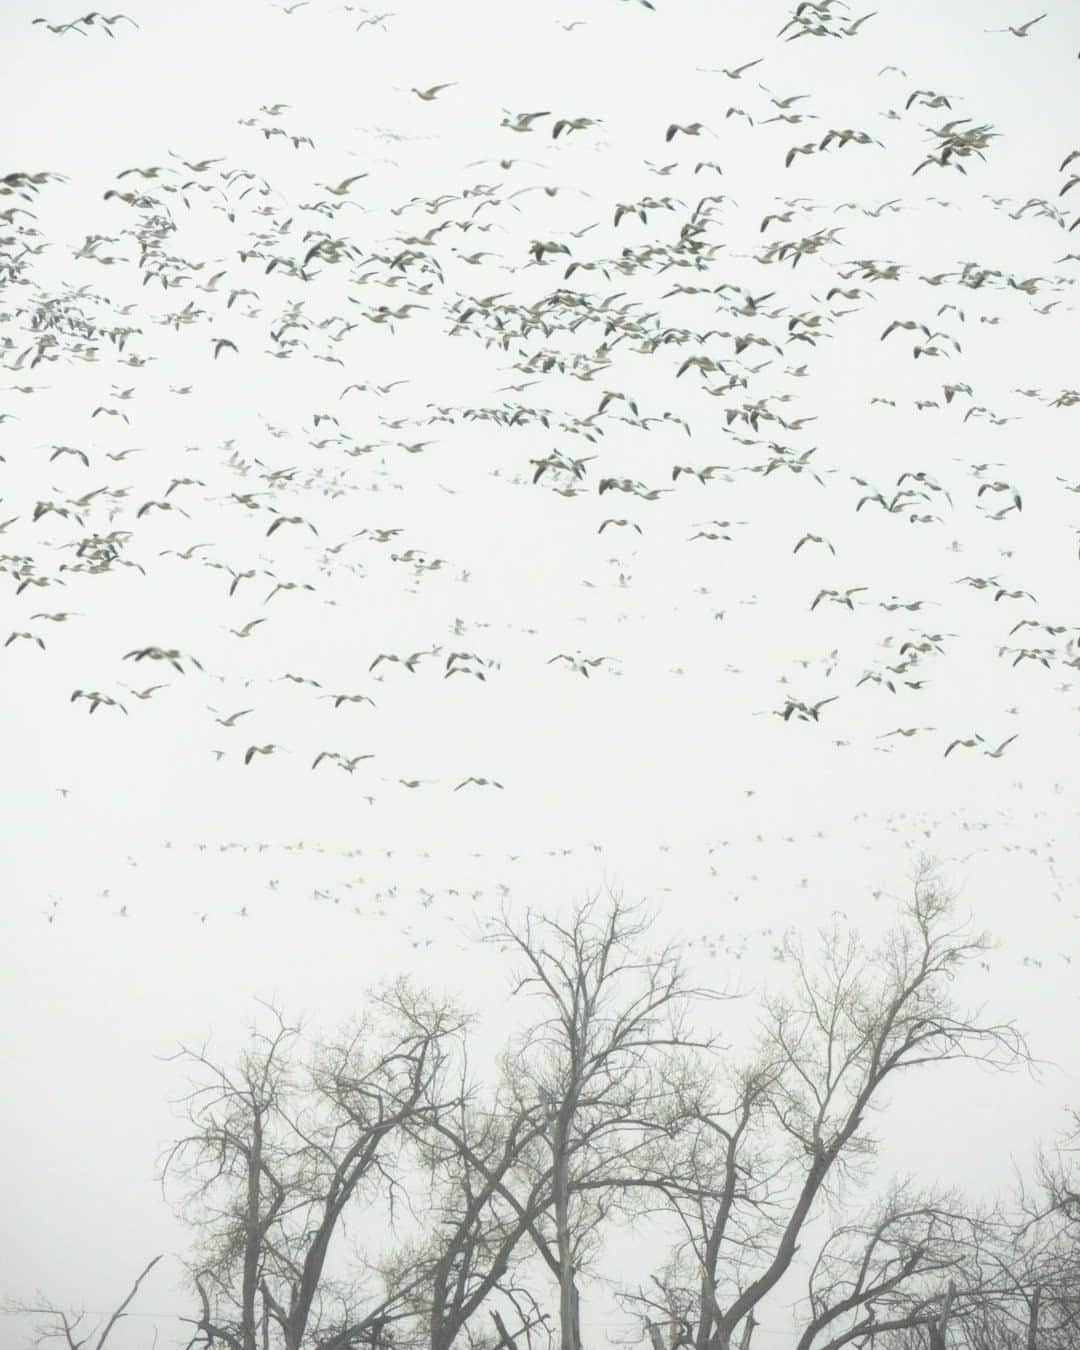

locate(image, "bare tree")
[[5, 1255, 163, 1350], [794, 1187, 998, 1350], [816, 1109, 1080, 1350], [427, 893, 724, 1350], [162, 984, 468, 1350], [620, 862, 1029, 1350], [1034, 1111, 1080, 1233], [385, 1048, 557, 1350], [157, 897, 717, 1350], [48, 866, 1038, 1350], [950, 1122, 1080, 1350]]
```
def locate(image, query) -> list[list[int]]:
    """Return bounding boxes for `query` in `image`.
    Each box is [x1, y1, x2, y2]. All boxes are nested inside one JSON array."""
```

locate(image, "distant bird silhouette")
[[985, 13, 1045, 36]]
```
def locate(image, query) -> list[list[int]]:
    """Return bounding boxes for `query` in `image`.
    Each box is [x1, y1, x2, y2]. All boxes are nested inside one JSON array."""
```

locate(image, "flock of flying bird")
[[36, 798, 1079, 977], [14, 31, 1080, 1350], [5, 0, 1080, 814]]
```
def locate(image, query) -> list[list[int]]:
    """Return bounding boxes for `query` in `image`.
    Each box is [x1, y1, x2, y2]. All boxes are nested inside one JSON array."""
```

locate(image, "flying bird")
[[667, 122, 706, 142], [411, 83, 457, 101], [244, 744, 282, 765], [985, 13, 1046, 35], [944, 736, 984, 757]]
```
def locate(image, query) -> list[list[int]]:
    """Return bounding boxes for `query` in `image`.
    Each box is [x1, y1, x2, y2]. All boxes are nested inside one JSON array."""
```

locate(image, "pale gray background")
[[3, 0, 1080, 1345]]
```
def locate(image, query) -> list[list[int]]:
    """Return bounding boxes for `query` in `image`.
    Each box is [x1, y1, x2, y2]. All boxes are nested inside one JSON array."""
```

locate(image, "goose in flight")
[[266, 514, 318, 536], [159, 540, 211, 561], [369, 649, 438, 673], [944, 736, 984, 757], [819, 127, 881, 151], [548, 654, 616, 677], [244, 744, 282, 765], [124, 647, 202, 674], [319, 174, 368, 195], [666, 122, 707, 142], [36, 12, 139, 34], [669, 464, 729, 486], [839, 11, 876, 35], [985, 13, 1045, 35], [501, 110, 551, 132], [212, 709, 253, 727], [32, 17, 88, 33], [778, 696, 838, 723], [411, 83, 457, 101], [322, 692, 377, 709], [906, 89, 952, 110], [552, 116, 601, 138], [977, 481, 1022, 511], [881, 318, 930, 341], [50, 445, 90, 467], [312, 751, 375, 771], [71, 689, 128, 715], [810, 587, 866, 611], [119, 680, 168, 704], [785, 142, 817, 168], [793, 533, 835, 555], [723, 58, 763, 78]]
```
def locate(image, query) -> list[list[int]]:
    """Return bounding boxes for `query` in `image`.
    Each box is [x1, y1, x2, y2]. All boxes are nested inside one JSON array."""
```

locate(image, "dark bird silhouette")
[[244, 744, 281, 765], [944, 736, 984, 757]]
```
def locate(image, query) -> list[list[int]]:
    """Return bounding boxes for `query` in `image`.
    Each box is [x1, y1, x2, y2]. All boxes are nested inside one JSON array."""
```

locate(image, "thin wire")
[[0, 1310, 793, 1341], [1, 1310, 196, 1321]]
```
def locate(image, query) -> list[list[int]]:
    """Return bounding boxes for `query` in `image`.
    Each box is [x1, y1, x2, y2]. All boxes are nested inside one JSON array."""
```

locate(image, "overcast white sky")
[[3, 0, 1080, 1345]]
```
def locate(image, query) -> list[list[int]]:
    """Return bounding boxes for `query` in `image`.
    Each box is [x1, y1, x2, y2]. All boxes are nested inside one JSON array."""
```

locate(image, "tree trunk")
[[242, 1115, 264, 1350], [927, 1279, 956, 1350], [554, 1121, 580, 1350], [1026, 1284, 1040, 1350]]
